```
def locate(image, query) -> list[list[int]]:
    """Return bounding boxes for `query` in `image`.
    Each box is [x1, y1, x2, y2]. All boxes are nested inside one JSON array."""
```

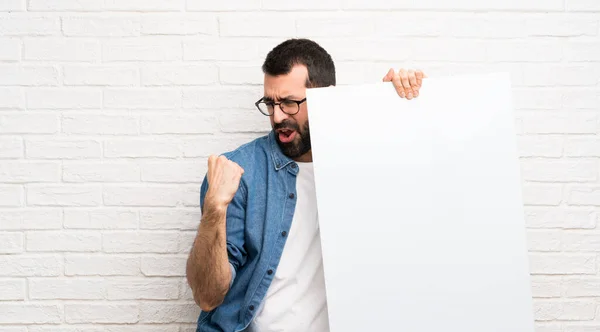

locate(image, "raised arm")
[[186, 155, 245, 312]]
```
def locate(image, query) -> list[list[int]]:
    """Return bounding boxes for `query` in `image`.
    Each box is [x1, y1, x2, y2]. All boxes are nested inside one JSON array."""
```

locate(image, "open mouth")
[[277, 128, 297, 143]]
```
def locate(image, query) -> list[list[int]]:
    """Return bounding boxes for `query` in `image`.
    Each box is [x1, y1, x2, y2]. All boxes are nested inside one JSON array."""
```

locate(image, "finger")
[[415, 70, 424, 87], [399, 69, 413, 99], [391, 71, 405, 98], [382, 68, 394, 82], [208, 155, 217, 172], [408, 69, 419, 97]]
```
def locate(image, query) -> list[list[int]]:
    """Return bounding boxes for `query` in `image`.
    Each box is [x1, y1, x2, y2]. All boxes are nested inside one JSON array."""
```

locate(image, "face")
[[263, 65, 312, 162]]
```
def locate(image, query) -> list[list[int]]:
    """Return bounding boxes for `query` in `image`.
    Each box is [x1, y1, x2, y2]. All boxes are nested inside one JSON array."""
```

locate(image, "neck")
[[293, 150, 312, 163]]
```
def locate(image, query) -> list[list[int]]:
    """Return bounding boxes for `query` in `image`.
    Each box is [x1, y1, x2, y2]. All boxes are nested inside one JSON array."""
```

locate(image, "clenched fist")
[[205, 155, 244, 209]]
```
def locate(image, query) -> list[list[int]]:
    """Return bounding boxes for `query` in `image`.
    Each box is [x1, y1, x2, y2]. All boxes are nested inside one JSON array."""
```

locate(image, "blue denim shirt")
[[196, 130, 300, 332]]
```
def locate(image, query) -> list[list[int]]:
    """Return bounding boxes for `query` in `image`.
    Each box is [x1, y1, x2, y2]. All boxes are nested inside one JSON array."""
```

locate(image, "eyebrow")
[[263, 95, 300, 102]]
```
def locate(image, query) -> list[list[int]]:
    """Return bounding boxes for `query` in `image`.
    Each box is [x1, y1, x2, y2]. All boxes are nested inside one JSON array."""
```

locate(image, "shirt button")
[[289, 193, 295, 199], [249, 305, 255, 311], [291, 163, 297, 169], [267, 269, 273, 275], [281, 231, 287, 237]]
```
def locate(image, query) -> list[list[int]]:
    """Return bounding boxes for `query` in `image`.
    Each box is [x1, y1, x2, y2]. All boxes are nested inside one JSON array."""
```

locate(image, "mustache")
[[274, 120, 300, 132]]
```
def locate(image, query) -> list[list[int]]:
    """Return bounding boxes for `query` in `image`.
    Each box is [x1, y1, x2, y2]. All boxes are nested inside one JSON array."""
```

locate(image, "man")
[[186, 38, 425, 332]]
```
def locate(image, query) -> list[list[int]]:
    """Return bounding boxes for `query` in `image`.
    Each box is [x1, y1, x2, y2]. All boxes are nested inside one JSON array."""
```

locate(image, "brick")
[[141, 65, 218, 86], [178, 230, 196, 254], [560, 301, 596, 320], [141, 161, 204, 183], [26, 139, 101, 159], [533, 324, 562, 332], [0, 304, 61, 324], [562, 232, 600, 251], [513, 89, 563, 110], [62, 114, 139, 135], [0, 66, 59, 86], [219, 65, 263, 85], [107, 278, 179, 300], [0, 209, 62, 230], [141, 14, 216, 35], [563, 278, 600, 297], [62, 17, 140, 37], [297, 15, 375, 38], [103, 186, 188, 207], [63, 162, 140, 182], [520, 160, 597, 183], [569, 186, 600, 206], [0, 137, 22, 158], [141, 255, 187, 276], [27, 184, 102, 207], [63, 65, 139, 86], [526, 15, 598, 37], [0, 38, 20, 61], [525, 207, 597, 229], [0, 113, 58, 134], [183, 38, 277, 61], [530, 276, 562, 298], [26, 88, 102, 109], [565, 137, 600, 157], [487, 41, 563, 62], [517, 135, 564, 157], [0, 232, 23, 253], [219, 109, 272, 133], [29, 0, 184, 11], [140, 113, 216, 134], [0, 255, 61, 276], [530, 253, 596, 275], [27, 231, 101, 252], [28, 327, 177, 332], [446, 16, 526, 38], [24, 38, 99, 61], [29, 278, 105, 299], [562, 89, 600, 110], [315, 38, 413, 62], [522, 183, 563, 206], [0, 279, 25, 300], [65, 254, 140, 276], [566, 42, 600, 62], [0, 88, 23, 109], [186, 0, 259, 11], [342, 0, 564, 10], [522, 64, 600, 86], [565, 325, 600, 332], [27, 0, 105, 11], [103, 38, 181, 62], [103, 231, 179, 253], [0, 0, 24, 11], [0, 161, 60, 183], [104, 138, 181, 158], [65, 304, 138, 324], [519, 112, 597, 134], [0, 16, 59, 35], [64, 209, 138, 229], [139, 302, 200, 323], [182, 87, 260, 109], [0, 185, 22, 207], [104, 88, 181, 109], [567, 0, 600, 11], [219, 13, 296, 37], [182, 134, 264, 157], [527, 230, 562, 252], [140, 208, 200, 230]]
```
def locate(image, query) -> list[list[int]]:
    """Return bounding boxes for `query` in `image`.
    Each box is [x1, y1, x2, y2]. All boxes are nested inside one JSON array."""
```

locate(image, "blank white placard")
[[306, 73, 535, 332]]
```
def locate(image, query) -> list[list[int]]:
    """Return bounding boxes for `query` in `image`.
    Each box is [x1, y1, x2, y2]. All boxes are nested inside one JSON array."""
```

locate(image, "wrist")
[[203, 196, 228, 216]]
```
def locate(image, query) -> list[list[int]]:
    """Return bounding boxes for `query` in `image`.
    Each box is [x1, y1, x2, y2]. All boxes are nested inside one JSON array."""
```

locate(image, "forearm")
[[186, 203, 232, 311]]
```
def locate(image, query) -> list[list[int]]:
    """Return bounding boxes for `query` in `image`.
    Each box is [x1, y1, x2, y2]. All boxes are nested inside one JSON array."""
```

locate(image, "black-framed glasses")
[[255, 97, 307, 116]]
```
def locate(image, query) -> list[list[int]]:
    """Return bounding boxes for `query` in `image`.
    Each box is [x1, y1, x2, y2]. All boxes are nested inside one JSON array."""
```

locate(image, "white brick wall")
[[0, 2, 598, 331]]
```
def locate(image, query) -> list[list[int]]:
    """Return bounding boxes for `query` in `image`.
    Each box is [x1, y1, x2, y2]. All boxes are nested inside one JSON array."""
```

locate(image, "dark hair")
[[261, 38, 336, 88]]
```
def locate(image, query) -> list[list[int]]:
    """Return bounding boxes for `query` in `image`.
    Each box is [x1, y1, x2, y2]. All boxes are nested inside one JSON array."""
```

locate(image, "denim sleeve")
[[199, 174, 247, 287]]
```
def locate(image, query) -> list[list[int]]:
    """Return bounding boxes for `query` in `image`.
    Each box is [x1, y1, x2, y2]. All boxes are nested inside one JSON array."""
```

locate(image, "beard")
[[273, 119, 311, 159]]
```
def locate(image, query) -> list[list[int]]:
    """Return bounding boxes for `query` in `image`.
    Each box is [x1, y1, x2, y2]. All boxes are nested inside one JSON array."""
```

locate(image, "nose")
[[272, 104, 289, 124]]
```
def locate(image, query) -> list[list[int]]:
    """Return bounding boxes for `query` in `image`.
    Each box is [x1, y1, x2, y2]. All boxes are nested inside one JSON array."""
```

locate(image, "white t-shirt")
[[248, 162, 330, 332]]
